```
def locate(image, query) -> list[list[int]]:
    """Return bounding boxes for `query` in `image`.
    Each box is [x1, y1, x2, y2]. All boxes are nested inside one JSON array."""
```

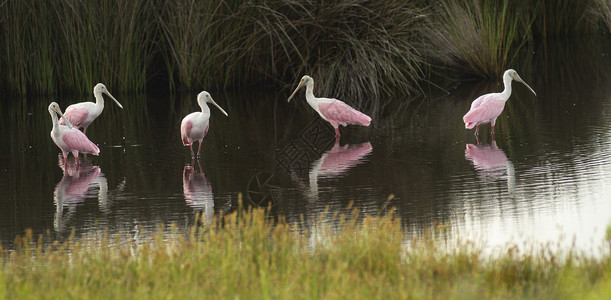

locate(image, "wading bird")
[[181, 91, 228, 159], [59, 83, 123, 134], [48, 102, 100, 164], [463, 69, 536, 135], [287, 75, 371, 138]]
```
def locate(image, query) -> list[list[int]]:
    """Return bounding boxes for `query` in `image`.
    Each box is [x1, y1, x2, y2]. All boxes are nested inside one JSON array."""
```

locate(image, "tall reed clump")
[[50, 0, 157, 94], [0, 0, 56, 95], [424, 0, 534, 78], [158, 0, 428, 104], [533, 0, 593, 37], [0, 205, 611, 299], [592, 0, 611, 32]]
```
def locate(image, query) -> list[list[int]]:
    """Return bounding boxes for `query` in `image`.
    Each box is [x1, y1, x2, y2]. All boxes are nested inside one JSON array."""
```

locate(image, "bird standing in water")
[[48, 102, 100, 164], [181, 91, 228, 159], [463, 69, 536, 135], [287, 75, 371, 138], [59, 83, 123, 134]]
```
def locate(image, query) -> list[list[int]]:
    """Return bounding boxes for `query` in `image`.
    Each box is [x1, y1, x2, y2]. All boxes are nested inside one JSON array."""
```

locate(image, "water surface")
[[1, 40, 610, 254]]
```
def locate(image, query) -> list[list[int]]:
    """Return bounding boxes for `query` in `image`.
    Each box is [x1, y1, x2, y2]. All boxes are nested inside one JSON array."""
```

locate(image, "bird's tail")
[[181, 134, 190, 146], [353, 111, 371, 127]]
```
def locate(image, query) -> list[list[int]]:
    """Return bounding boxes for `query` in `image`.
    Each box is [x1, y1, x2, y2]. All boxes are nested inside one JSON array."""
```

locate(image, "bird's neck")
[[500, 75, 513, 100], [200, 102, 211, 116], [50, 111, 61, 136], [94, 93, 105, 107], [304, 83, 318, 108]]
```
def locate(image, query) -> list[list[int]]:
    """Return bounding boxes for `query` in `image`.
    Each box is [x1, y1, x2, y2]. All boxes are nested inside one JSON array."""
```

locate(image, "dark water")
[[1, 40, 611, 254]]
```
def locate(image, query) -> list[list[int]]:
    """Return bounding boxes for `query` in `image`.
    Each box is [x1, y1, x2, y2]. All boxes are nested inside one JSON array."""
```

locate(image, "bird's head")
[[94, 83, 123, 109], [48, 102, 73, 128], [197, 91, 228, 117], [504, 69, 537, 96], [287, 75, 313, 102]]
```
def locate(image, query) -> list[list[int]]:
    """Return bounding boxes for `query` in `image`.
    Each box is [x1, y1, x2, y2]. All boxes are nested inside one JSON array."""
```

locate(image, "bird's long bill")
[[515, 75, 537, 96], [211, 100, 228, 117], [54, 107, 74, 129], [105, 91, 124, 109], [287, 81, 304, 102]]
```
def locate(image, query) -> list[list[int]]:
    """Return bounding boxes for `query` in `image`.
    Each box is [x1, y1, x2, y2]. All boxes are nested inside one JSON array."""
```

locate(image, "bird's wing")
[[318, 99, 371, 126], [60, 106, 89, 127], [463, 98, 506, 126], [181, 119, 192, 145], [469, 93, 495, 110], [62, 129, 100, 155]]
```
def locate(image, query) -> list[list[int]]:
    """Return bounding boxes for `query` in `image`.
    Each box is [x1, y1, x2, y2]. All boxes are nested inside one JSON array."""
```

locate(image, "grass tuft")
[[1, 204, 610, 299]]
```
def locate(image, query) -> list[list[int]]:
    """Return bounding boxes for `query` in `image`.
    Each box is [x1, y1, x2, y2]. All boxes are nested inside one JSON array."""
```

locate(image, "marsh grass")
[[593, 0, 611, 32], [1, 201, 610, 299], [424, 0, 534, 78], [1, 0, 610, 97], [158, 0, 428, 106]]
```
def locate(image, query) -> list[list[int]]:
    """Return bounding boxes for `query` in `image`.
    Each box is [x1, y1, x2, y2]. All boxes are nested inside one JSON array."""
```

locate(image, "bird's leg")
[[196, 141, 203, 159], [476, 134, 481, 145], [474, 125, 480, 135], [491, 125, 495, 135], [189, 144, 195, 159], [62, 152, 69, 165], [334, 128, 340, 137]]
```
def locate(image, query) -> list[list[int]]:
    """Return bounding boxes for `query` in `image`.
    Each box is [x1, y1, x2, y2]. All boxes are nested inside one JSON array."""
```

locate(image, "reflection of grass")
[[2, 200, 610, 299]]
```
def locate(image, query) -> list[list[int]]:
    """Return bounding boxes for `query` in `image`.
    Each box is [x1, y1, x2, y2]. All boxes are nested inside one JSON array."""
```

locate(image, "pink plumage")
[[48, 102, 100, 164], [181, 120, 193, 146], [463, 69, 536, 135], [62, 129, 100, 155], [318, 100, 372, 128], [463, 94, 506, 129], [287, 75, 371, 137], [59, 107, 89, 128]]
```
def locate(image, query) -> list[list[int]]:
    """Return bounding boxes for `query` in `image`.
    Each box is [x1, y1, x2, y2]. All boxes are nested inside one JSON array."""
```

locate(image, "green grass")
[[424, 0, 534, 78], [1, 199, 610, 299]]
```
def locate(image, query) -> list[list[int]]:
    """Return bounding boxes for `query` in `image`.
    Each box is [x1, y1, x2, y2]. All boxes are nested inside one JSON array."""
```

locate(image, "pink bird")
[[48, 102, 100, 164], [59, 83, 123, 134], [181, 91, 228, 159], [463, 69, 536, 135], [287, 75, 371, 137]]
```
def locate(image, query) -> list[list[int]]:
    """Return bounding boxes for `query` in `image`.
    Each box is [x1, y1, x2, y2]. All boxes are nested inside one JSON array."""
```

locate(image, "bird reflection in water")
[[465, 137, 515, 190], [183, 161, 214, 224], [53, 156, 105, 233], [293, 140, 372, 201]]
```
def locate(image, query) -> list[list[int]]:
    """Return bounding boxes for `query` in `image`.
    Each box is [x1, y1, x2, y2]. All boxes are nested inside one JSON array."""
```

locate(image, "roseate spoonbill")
[[181, 91, 228, 159], [287, 75, 371, 137], [59, 83, 123, 134], [463, 69, 536, 135], [48, 102, 100, 164]]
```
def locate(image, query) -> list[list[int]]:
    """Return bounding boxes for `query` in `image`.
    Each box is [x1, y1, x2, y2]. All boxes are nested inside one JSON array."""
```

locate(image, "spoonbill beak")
[[104, 90, 124, 109], [210, 98, 228, 117], [52, 103, 74, 128], [287, 79, 305, 102], [514, 74, 537, 96]]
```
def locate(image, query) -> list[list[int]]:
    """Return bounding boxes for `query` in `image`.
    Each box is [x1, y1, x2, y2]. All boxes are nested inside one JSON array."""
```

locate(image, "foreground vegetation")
[[1, 204, 610, 299], [1, 0, 610, 99]]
